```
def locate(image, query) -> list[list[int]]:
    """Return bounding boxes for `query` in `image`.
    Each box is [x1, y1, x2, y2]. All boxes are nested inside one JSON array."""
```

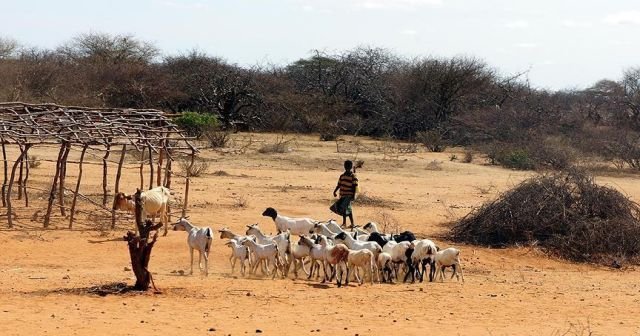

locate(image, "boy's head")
[[344, 160, 353, 171]]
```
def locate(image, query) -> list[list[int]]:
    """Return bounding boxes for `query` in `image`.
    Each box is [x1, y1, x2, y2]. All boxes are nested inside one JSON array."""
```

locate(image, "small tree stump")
[[123, 188, 163, 291]]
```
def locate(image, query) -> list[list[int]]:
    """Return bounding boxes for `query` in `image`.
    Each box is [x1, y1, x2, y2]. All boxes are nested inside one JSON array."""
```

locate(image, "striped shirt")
[[338, 172, 358, 197]]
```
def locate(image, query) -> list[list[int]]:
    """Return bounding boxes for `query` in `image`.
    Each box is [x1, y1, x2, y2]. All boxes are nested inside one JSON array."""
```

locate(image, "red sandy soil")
[[1, 133, 639, 335]]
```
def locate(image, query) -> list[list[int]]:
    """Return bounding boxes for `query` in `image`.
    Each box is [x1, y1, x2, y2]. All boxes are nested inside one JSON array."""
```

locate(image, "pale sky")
[[2, 0, 639, 90]]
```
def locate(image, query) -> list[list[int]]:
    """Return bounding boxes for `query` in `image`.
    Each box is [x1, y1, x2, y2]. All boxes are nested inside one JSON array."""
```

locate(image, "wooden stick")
[[23, 145, 30, 207], [148, 145, 154, 190], [17, 146, 24, 200], [1, 141, 7, 207], [6, 144, 30, 228], [114, 144, 126, 194], [181, 151, 196, 218], [69, 145, 88, 229], [102, 143, 111, 206], [58, 142, 70, 217], [164, 156, 172, 223], [139, 152, 144, 191], [44, 143, 67, 228], [157, 142, 164, 187]]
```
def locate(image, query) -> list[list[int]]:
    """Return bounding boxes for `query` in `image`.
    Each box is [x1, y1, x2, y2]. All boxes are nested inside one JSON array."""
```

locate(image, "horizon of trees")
[[2, 32, 640, 171]]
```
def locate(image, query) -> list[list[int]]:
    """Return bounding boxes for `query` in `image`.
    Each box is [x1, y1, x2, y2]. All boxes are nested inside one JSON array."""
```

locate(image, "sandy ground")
[[1, 133, 639, 336]]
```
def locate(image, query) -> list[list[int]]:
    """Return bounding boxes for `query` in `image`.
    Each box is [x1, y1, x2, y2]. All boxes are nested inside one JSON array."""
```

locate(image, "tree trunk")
[[124, 189, 162, 291]]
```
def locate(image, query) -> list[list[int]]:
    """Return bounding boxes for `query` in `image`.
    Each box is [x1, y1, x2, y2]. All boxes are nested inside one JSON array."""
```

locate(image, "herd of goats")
[[113, 187, 465, 287]]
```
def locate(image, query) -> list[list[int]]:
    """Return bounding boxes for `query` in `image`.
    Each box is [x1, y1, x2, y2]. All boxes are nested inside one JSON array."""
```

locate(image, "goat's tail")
[[205, 228, 213, 253]]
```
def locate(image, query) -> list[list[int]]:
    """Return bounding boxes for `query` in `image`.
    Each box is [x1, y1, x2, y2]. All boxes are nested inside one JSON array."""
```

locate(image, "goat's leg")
[[189, 248, 194, 275], [369, 265, 374, 285], [230, 257, 236, 274], [307, 260, 315, 280], [198, 251, 203, 271], [300, 257, 310, 276], [250, 258, 260, 275], [271, 256, 278, 280], [458, 263, 465, 283], [203, 252, 209, 276]]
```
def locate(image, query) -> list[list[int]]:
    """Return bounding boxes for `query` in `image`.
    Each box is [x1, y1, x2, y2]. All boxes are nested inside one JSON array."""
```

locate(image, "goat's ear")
[[125, 195, 133, 200]]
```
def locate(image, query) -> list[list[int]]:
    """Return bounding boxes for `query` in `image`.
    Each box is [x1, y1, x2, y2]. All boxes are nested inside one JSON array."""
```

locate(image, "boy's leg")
[[348, 214, 354, 227], [342, 215, 347, 227]]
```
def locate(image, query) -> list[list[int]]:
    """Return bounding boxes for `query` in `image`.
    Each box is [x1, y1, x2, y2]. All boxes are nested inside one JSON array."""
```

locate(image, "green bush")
[[174, 112, 219, 138], [499, 148, 534, 170]]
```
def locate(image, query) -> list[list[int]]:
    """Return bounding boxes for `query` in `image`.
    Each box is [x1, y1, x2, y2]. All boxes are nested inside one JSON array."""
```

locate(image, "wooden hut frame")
[[0, 102, 198, 229]]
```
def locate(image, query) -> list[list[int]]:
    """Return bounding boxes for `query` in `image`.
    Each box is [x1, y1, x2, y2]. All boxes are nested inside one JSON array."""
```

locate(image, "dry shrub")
[[371, 209, 400, 234], [425, 160, 443, 171], [233, 195, 249, 208], [381, 138, 418, 160], [178, 157, 210, 177], [463, 151, 473, 163], [354, 192, 399, 208], [258, 135, 294, 154], [450, 169, 640, 265], [416, 130, 447, 152], [27, 154, 41, 168], [212, 170, 230, 176], [204, 129, 230, 148], [320, 132, 339, 141]]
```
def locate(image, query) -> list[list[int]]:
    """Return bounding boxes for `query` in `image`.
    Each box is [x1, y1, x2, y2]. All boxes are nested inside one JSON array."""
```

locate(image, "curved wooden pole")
[[148, 145, 154, 190], [69, 145, 88, 229], [44, 143, 68, 228], [23, 146, 30, 207], [7, 144, 30, 228], [58, 144, 70, 216], [1, 140, 7, 207], [102, 144, 111, 206]]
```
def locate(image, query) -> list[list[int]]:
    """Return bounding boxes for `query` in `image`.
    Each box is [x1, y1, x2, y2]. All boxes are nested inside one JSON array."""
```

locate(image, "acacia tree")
[[162, 51, 262, 129], [388, 56, 496, 138], [56, 32, 163, 107]]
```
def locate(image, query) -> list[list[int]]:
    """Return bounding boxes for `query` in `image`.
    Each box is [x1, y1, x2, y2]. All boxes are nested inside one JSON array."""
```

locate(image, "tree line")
[[1, 33, 640, 170]]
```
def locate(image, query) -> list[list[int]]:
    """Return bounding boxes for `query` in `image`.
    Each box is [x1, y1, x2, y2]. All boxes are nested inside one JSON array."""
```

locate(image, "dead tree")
[[123, 188, 162, 291]]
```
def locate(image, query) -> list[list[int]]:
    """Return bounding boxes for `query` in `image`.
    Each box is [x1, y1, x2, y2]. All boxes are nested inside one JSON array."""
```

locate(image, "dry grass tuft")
[[178, 157, 210, 177]]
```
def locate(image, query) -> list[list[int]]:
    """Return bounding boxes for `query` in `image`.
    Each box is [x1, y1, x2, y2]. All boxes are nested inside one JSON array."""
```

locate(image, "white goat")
[[289, 237, 311, 279], [245, 224, 291, 273], [312, 222, 339, 237], [323, 220, 363, 239], [240, 237, 282, 279], [434, 247, 464, 283], [224, 239, 250, 276], [334, 231, 382, 258], [113, 186, 171, 235], [173, 217, 213, 276], [411, 239, 439, 282], [347, 249, 377, 285], [377, 252, 395, 283], [317, 235, 350, 287], [363, 222, 392, 240], [299, 235, 329, 280], [262, 207, 317, 235], [381, 240, 413, 280]]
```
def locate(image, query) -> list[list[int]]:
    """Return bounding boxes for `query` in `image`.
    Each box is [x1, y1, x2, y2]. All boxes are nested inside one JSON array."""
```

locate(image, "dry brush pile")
[[450, 170, 640, 265]]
